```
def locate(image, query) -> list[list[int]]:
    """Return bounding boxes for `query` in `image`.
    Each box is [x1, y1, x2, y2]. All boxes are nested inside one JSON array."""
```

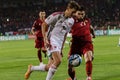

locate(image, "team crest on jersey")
[[54, 46, 57, 49], [39, 23, 41, 25], [85, 20, 88, 22], [50, 45, 57, 50]]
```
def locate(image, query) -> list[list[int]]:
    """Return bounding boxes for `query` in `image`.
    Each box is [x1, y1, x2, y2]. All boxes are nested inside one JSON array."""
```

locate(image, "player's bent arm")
[[31, 27, 35, 35], [31, 20, 37, 35], [90, 25, 95, 38], [42, 22, 48, 39]]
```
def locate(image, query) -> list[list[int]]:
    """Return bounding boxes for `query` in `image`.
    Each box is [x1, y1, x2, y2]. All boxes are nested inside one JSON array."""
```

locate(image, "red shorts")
[[35, 37, 44, 49], [69, 37, 93, 56]]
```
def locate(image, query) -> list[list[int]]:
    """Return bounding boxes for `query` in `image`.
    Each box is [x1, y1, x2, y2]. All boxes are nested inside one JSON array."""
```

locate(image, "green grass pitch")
[[0, 35, 120, 80]]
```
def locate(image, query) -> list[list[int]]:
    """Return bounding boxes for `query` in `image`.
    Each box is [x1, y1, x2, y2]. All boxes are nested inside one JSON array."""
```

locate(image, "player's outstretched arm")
[[90, 25, 95, 38], [42, 22, 49, 48], [31, 27, 35, 35]]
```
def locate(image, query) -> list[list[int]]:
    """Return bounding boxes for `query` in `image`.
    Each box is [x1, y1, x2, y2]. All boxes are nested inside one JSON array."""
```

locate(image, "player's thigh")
[[83, 42, 93, 62], [52, 51, 62, 66], [35, 40, 42, 48], [69, 42, 82, 55]]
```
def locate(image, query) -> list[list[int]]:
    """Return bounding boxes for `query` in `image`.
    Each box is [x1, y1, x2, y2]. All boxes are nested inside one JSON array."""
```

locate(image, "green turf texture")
[[0, 35, 120, 80]]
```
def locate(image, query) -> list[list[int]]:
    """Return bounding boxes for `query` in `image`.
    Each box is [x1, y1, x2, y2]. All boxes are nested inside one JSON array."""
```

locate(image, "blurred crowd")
[[0, 0, 120, 36]]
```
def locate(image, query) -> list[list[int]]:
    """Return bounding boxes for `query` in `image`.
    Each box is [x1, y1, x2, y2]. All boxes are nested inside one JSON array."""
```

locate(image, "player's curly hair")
[[67, 1, 80, 10]]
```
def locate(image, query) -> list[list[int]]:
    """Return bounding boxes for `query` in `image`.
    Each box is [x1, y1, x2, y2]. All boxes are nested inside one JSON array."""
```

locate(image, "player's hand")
[[44, 37, 50, 48], [92, 35, 95, 38], [32, 32, 37, 35]]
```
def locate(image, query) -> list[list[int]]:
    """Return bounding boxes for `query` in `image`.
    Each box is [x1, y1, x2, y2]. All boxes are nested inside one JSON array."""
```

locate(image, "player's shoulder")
[[34, 18, 39, 23], [84, 18, 91, 23], [68, 17, 74, 21], [72, 16, 80, 23], [67, 17, 74, 24]]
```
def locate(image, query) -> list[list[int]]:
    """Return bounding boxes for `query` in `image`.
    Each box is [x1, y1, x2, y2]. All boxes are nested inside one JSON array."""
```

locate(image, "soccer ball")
[[69, 54, 82, 67]]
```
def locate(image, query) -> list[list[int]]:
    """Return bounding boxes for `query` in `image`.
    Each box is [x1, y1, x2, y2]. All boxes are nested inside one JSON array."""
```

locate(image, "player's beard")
[[78, 18, 84, 22]]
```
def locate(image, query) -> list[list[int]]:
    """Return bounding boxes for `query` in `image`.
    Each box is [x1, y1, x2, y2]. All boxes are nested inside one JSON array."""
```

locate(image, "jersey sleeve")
[[45, 12, 59, 25], [68, 18, 74, 27]]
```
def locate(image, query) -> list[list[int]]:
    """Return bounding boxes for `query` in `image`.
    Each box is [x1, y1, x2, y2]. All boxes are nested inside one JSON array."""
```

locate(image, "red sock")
[[86, 61, 92, 77], [38, 49, 42, 62]]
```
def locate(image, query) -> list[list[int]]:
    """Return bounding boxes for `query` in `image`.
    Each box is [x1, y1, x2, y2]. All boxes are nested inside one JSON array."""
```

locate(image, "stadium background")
[[0, 0, 120, 36], [0, 0, 120, 80]]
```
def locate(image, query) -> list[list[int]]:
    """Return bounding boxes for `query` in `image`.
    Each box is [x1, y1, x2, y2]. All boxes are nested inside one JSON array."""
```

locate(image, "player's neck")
[[63, 13, 69, 18], [40, 18, 45, 22]]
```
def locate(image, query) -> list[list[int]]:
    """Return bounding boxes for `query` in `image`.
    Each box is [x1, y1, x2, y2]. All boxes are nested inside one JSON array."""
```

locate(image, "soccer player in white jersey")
[[24, 1, 80, 80], [42, 1, 79, 80]]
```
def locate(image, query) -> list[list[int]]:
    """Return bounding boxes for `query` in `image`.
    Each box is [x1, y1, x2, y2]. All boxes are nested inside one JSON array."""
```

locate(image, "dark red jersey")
[[71, 18, 92, 41], [32, 19, 43, 37]]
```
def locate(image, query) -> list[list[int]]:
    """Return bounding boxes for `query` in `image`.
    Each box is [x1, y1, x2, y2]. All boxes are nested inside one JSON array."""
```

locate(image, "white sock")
[[46, 65, 57, 80], [39, 62, 43, 65], [31, 64, 46, 71]]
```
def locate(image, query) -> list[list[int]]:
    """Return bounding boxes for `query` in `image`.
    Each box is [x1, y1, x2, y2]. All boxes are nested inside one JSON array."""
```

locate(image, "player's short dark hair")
[[67, 1, 80, 10], [40, 10, 45, 12], [78, 6, 86, 11]]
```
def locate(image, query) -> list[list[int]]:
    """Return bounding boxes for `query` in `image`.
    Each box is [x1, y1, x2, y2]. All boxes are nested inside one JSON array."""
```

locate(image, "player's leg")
[[37, 48, 43, 63], [67, 50, 77, 80], [84, 51, 93, 80], [31, 58, 53, 71], [24, 65, 32, 79], [67, 64, 77, 80], [24, 63, 45, 79], [83, 42, 93, 80], [46, 51, 62, 80], [24, 58, 53, 79], [35, 37, 43, 63], [67, 38, 79, 80]]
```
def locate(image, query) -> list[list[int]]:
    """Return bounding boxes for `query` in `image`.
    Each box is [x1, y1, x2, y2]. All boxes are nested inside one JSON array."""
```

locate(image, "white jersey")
[[45, 12, 74, 41], [45, 12, 74, 53]]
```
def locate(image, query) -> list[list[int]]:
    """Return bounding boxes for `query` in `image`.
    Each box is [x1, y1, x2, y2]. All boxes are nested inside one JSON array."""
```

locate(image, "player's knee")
[[55, 59, 62, 65], [45, 64, 50, 71], [84, 51, 93, 62]]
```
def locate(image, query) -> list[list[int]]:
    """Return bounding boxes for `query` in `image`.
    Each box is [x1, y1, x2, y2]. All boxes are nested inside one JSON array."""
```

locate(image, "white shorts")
[[48, 36, 63, 55]]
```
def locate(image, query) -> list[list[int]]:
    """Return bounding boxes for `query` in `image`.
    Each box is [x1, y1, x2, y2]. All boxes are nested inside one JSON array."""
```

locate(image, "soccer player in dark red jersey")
[[25, 11, 47, 79], [67, 6, 95, 80], [31, 11, 47, 63]]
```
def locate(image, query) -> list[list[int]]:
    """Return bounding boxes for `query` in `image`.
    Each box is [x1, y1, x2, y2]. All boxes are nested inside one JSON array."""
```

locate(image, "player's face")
[[75, 11, 85, 19], [64, 7, 76, 17], [39, 11, 46, 19]]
